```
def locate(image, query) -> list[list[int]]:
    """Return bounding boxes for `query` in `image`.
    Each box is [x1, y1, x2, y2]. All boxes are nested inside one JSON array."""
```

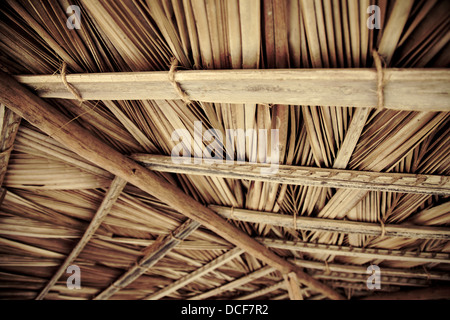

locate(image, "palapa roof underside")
[[0, 0, 449, 300]]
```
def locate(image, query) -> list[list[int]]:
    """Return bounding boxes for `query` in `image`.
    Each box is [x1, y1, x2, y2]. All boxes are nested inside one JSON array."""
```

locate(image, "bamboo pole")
[[35, 176, 127, 300], [210, 206, 450, 240], [259, 238, 450, 264], [0, 71, 345, 300], [14, 69, 450, 111], [133, 154, 450, 196], [289, 259, 450, 281]]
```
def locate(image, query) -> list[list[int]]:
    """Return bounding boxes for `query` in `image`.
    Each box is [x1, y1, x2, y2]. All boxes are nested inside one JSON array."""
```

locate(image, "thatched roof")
[[0, 0, 449, 300]]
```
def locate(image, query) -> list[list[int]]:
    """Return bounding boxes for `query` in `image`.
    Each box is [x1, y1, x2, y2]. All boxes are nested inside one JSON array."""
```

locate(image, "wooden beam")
[[333, 107, 370, 169], [94, 219, 201, 300], [235, 281, 287, 300], [361, 286, 450, 300], [0, 70, 345, 300], [188, 265, 276, 300], [96, 236, 230, 250], [311, 270, 428, 287], [211, 206, 450, 240], [14, 69, 450, 111], [377, 0, 415, 66], [283, 272, 304, 300], [289, 259, 450, 282], [35, 176, 127, 300], [0, 104, 21, 186], [145, 247, 244, 300], [133, 154, 450, 196], [259, 238, 450, 264]]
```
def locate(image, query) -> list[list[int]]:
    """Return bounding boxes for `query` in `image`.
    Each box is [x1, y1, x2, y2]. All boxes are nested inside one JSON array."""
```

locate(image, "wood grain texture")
[[133, 154, 450, 196], [15, 68, 450, 111], [260, 238, 450, 264], [210, 205, 450, 240]]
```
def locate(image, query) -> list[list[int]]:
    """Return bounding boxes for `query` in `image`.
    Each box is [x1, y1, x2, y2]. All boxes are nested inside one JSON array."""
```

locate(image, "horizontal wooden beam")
[[145, 247, 244, 300], [35, 176, 127, 300], [210, 206, 450, 240], [133, 154, 450, 196], [0, 70, 345, 300], [259, 238, 450, 264], [311, 270, 428, 287], [15, 69, 450, 111], [361, 286, 450, 300], [289, 259, 450, 281], [95, 219, 201, 300]]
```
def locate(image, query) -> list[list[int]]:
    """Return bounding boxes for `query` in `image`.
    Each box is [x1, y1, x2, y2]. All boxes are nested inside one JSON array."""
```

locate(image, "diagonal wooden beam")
[[188, 265, 276, 300], [132, 154, 450, 196], [333, 107, 370, 170], [210, 205, 450, 240], [145, 247, 244, 300], [377, 0, 415, 66], [260, 238, 450, 264], [14, 69, 450, 111], [283, 272, 303, 300], [35, 176, 127, 300], [0, 70, 345, 300], [94, 219, 201, 300]]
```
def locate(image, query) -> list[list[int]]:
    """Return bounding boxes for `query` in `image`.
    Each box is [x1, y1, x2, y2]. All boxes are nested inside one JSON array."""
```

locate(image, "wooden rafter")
[[133, 154, 450, 196], [260, 238, 450, 264], [283, 272, 304, 300], [145, 247, 244, 300], [35, 176, 127, 300], [0, 71, 345, 300], [333, 107, 370, 169], [311, 271, 428, 287], [234, 281, 290, 300], [94, 219, 201, 300], [211, 205, 450, 240], [14, 69, 450, 112], [189, 265, 276, 300], [290, 259, 450, 282]]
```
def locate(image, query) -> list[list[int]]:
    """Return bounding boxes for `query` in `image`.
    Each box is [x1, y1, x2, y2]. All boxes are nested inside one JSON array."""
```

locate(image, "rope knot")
[[168, 58, 192, 105]]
